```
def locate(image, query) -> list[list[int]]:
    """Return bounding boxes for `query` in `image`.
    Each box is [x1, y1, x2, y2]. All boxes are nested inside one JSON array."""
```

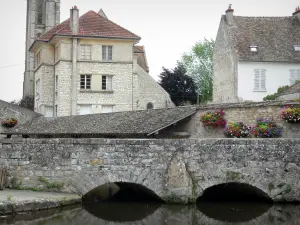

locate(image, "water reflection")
[[2, 203, 300, 225]]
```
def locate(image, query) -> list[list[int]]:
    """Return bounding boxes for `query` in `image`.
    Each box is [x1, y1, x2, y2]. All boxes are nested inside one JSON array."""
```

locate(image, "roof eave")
[[49, 34, 141, 42]]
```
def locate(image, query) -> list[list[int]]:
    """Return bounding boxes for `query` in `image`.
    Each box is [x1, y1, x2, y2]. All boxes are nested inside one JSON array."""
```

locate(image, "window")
[[254, 69, 266, 91], [81, 45, 92, 60], [35, 51, 41, 67], [102, 75, 113, 90], [147, 102, 154, 110], [54, 105, 58, 117], [102, 46, 113, 60], [80, 75, 91, 89], [36, 79, 40, 97], [102, 105, 113, 113], [294, 45, 300, 51], [79, 105, 92, 115], [55, 75, 58, 100], [249, 45, 258, 52], [44, 106, 54, 118], [290, 69, 300, 85]]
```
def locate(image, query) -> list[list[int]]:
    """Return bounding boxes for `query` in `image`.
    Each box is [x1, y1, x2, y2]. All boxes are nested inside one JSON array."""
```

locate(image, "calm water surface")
[[1, 202, 300, 225]]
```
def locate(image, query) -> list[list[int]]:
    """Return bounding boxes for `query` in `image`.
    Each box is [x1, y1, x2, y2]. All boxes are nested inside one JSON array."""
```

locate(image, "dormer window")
[[294, 45, 300, 51], [249, 45, 258, 52]]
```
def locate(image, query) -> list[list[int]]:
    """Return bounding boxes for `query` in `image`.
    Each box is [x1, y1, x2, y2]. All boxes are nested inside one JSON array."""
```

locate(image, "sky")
[[0, 0, 299, 102]]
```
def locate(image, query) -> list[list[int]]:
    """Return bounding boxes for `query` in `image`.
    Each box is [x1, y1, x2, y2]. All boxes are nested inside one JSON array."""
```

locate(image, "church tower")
[[23, 0, 60, 98]]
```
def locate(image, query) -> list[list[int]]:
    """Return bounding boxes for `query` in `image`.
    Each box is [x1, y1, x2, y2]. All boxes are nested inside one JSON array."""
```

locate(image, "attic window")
[[249, 45, 258, 52], [294, 45, 300, 51]]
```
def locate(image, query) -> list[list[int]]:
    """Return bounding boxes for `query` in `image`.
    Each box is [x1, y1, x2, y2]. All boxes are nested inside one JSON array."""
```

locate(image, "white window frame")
[[253, 69, 267, 92], [79, 105, 92, 115], [80, 75, 92, 90], [102, 75, 113, 91], [294, 45, 300, 52], [101, 105, 114, 113], [289, 69, 300, 85], [36, 79, 40, 97], [102, 46, 113, 60], [81, 45, 92, 60]]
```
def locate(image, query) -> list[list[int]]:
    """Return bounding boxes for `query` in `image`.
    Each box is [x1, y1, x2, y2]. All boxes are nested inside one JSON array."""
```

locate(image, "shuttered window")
[[102, 46, 113, 60], [102, 75, 113, 90], [80, 75, 92, 89], [290, 69, 300, 85], [254, 69, 267, 91], [81, 45, 91, 60]]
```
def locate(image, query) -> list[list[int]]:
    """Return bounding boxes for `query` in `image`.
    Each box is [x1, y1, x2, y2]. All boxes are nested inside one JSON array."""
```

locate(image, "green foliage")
[[263, 84, 293, 101], [11, 95, 34, 111], [252, 118, 282, 138], [181, 38, 214, 103], [159, 63, 198, 106], [7, 195, 14, 201], [38, 177, 64, 190]]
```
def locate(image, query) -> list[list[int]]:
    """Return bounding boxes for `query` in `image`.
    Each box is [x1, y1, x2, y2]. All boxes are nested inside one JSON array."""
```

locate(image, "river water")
[[1, 202, 300, 225]]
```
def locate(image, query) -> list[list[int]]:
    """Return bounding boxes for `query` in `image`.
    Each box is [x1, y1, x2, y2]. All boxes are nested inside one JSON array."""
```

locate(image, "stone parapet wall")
[[0, 138, 300, 203], [190, 101, 300, 138]]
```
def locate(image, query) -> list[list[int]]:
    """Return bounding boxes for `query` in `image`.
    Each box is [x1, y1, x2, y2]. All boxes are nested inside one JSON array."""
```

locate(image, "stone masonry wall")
[[213, 16, 239, 103], [0, 138, 300, 204], [189, 101, 300, 139]]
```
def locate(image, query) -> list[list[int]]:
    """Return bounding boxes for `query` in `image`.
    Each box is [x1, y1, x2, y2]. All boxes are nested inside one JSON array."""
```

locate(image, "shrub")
[[223, 122, 252, 138], [200, 110, 226, 128], [280, 106, 300, 123], [252, 118, 282, 138], [1, 118, 18, 128]]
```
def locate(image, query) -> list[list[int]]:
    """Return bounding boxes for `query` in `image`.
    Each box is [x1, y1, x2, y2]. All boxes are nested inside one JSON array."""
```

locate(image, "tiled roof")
[[37, 10, 140, 42], [227, 15, 300, 62], [3, 107, 197, 136], [133, 45, 145, 53], [0, 100, 41, 118], [277, 83, 300, 96]]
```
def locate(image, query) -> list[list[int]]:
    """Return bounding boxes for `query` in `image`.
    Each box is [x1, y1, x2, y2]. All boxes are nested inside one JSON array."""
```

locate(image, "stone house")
[[213, 5, 300, 103], [29, 5, 173, 117], [277, 82, 300, 100]]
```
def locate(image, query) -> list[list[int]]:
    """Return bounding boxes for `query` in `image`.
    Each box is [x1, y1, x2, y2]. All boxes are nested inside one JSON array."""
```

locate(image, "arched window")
[[147, 102, 154, 110]]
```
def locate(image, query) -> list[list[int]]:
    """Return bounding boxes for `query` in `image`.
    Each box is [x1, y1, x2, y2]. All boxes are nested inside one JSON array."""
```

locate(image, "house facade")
[[213, 5, 300, 103], [29, 6, 173, 117]]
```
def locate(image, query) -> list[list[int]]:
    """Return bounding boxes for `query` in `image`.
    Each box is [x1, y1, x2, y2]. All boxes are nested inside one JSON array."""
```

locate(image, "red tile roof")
[[133, 45, 145, 53], [37, 10, 140, 42]]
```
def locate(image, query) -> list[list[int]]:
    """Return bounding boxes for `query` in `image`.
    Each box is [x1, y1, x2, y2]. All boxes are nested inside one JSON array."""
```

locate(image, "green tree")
[[11, 96, 34, 111], [159, 63, 197, 106], [181, 38, 215, 103]]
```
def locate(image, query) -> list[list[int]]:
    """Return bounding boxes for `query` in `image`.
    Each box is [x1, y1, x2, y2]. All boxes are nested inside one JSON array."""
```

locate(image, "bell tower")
[[23, 0, 60, 98]]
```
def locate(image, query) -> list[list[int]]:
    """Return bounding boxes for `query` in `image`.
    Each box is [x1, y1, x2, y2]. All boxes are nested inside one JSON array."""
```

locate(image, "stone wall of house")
[[189, 101, 300, 139], [0, 100, 41, 137], [0, 138, 300, 204], [135, 64, 174, 110], [212, 16, 239, 103], [34, 64, 55, 115]]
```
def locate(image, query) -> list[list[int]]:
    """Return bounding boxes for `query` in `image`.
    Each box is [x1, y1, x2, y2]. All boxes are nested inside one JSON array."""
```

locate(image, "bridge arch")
[[66, 170, 164, 200], [197, 182, 272, 203]]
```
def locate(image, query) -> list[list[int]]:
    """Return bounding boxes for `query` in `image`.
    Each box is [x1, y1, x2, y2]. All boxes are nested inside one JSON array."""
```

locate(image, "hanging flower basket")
[[200, 110, 226, 128], [252, 118, 282, 138], [280, 106, 300, 123], [1, 118, 18, 129], [223, 122, 252, 138]]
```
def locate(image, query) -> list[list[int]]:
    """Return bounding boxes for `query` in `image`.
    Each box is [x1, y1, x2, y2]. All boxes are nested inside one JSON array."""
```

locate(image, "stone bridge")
[[0, 138, 300, 204]]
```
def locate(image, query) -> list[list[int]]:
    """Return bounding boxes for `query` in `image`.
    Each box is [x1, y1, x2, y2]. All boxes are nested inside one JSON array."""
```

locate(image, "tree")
[[159, 63, 198, 106], [181, 38, 215, 103], [11, 96, 34, 111], [263, 80, 300, 101]]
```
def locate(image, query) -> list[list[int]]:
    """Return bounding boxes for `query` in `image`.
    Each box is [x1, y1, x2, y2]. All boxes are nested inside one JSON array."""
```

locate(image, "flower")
[[200, 110, 226, 128], [251, 118, 282, 138], [1, 118, 18, 129], [280, 106, 300, 123], [223, 122, 252, 138]]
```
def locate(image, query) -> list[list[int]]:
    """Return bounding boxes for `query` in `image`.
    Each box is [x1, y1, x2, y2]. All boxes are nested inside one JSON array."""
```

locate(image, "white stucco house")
[[213, 5, 300, 103], [28, 5, 173, 117]]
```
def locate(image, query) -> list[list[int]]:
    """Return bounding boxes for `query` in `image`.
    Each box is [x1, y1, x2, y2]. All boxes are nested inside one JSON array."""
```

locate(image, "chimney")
[[293, 6, 300, 22], [70, 6, 79, 34], [225, 4, 234, 25]]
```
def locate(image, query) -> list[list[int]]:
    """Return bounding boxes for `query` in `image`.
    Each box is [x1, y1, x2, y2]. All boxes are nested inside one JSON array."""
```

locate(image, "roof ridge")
[[87, 10, 141, 40], [233, 15, 293, 19]]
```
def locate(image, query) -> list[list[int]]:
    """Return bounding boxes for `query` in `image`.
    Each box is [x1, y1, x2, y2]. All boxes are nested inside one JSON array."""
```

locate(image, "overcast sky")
[[0, 0, 298, 101]]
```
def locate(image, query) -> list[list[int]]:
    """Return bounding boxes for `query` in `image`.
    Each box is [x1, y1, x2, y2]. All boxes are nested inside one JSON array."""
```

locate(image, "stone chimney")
[[45, 1, 57, 32], [70, 6, 79, 34], [293, 6, 300, 22], [225, 4, 234, 25]]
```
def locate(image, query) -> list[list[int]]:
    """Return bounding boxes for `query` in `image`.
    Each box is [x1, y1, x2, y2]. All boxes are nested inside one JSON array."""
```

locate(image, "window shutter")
[[290, 69, 295, 85], [260, 69, 266, 90], [107, 76, 112, 90], [102, 46, 107, 60], [254, 69, 260, 90], [108, 46, 113, 60]]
